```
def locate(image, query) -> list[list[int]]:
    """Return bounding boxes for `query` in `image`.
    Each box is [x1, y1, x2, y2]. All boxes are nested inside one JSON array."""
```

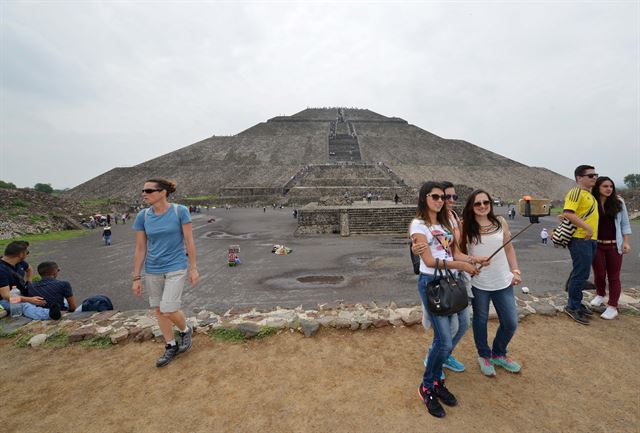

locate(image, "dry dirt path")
[[2, 315, 638, 433]]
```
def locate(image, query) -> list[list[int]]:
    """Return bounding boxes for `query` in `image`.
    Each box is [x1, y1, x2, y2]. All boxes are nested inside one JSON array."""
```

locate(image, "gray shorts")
[[144, 269, 187, 313]]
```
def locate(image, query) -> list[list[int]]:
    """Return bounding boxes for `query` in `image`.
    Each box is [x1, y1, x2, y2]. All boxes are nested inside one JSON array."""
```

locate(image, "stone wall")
[[295, 205, 416, 235]]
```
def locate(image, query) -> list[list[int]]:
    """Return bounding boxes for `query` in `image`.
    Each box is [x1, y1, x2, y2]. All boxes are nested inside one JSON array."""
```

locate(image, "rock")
[[196, 310, 211, 320], [151, 327, 164, 338], [521, 286, 530, 294], [28, 334, 48, 347], [619, 293, 640, 306], [136, 317, 157, 328], [332, 318, 351, 329], [300, 320, 320, 337], [317, 316, 335, 327], [200, 317, 220, 326], [350, 321, 360, 331], [236, 322, 260, 338], [388, 311, 404, 326], [389, 301, 398, 310], [110, 328, 129, 344], [397, 308, 422, 326], [96, 326, 113, 337], [0, 316, 32, 335], [530, 302, 557, 317], [373, 319, 389, 328], [265, 317, 289, 328], [360, 320, 373, 330], [68, 325, 96, 343], [134, 328, 153, 342]]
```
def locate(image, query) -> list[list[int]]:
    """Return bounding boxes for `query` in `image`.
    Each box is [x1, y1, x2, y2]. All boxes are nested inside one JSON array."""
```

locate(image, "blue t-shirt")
[[132, 204, 192, 274]]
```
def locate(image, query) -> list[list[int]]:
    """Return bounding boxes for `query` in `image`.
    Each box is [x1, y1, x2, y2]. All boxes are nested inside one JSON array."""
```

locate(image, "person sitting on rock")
[[0, 241, 61, 320], [29, 261, 78, 312]]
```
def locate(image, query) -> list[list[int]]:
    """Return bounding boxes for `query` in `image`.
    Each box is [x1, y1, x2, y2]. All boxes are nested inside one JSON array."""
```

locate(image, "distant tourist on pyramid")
[[131, 178, 199, 367], [394, 193, 399, 205], [562, 165, 599, 325]]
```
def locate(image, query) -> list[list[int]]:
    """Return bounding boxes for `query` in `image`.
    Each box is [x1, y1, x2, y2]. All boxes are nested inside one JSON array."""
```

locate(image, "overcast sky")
[[1, 1, 638, 190]]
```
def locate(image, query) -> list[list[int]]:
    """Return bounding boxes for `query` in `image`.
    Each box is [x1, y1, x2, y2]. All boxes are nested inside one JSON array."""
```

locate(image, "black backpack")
[[81, 295, 114, 312]]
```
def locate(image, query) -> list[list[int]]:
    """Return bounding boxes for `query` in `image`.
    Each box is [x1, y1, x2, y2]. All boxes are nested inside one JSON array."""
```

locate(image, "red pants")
[[592, 243, 623, 307]]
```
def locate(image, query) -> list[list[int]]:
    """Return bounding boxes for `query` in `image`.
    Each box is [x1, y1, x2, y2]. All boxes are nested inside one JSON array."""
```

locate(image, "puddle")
[[296, 275, 345, 284], [204, 231, 255, 240]]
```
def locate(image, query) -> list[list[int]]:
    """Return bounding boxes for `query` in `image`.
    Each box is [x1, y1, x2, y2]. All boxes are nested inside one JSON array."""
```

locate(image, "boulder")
[[28, 334, 48, 347], [300, 320, 320, 337]]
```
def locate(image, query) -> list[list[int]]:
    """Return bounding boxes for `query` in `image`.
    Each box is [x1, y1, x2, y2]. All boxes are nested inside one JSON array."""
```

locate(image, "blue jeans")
[[567, 238, 597, 310], [0, 299, 51, 320], [418, 273, 469, 388], [471, 285, 518, 358], [104, 235, 111, 245]]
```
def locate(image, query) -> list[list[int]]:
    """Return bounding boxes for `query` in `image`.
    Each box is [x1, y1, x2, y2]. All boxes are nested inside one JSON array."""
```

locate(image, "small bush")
[[14, 333, 34, 348], [256, 326, 279, 340], [43, 331, 69, 348], [11, 199, 29, 207], [207, 327, 245, 342], [80, 336, 112, 348]]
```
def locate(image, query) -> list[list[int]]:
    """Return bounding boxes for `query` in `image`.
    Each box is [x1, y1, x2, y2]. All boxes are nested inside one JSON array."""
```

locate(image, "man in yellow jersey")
[[563, 165, 599, 325]]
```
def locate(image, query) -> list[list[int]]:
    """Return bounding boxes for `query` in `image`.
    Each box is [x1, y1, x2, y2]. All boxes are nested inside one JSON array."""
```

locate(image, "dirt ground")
[[2, 315, 639, 433]]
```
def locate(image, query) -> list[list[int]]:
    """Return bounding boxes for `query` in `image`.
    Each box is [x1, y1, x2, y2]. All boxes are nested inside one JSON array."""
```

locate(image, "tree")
[[34, 183, 54, 194], [623, 174, 640, 189], [0, 180, 17, 189]]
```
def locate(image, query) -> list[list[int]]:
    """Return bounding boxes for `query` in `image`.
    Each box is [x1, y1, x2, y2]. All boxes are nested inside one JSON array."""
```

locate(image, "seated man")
[[30, 261, 78, 312], [0, 241, 61, 320]]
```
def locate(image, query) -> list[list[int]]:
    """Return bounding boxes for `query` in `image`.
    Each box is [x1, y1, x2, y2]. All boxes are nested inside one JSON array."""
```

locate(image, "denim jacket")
[[614, 199, 632, 255]]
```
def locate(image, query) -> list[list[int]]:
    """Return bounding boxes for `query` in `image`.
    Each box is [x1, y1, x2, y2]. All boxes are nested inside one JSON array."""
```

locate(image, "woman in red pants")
[[590, 177, 632, 320]]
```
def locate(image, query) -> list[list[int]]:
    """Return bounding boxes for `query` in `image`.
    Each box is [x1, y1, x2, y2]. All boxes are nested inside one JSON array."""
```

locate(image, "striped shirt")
[[29, 277, 73, 309]]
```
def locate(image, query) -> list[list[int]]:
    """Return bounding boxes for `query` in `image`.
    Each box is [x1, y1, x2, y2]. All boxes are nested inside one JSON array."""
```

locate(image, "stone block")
[[28, 334, 48, 347], [333, 318, 352, 329], [236, 322, 261, 338], [360, 320, 373, 330], [530, 302, 557, 317], [300, 319, 320, 337], [372, 319, 389, 328], [68, 325, 96, 343], [110, 328, 129, 344], [134, 328, 153, 342]]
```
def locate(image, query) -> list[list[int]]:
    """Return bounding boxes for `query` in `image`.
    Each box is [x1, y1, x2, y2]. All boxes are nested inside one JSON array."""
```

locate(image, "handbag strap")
[[426, 224, 452, 258]]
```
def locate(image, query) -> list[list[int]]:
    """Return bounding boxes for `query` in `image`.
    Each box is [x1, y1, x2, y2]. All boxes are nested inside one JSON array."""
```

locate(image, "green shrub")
[[14, 333, 34, 348], [207, 327, 245, 342], [256, 326, 279, 340], [43, 331, 69, 348], [11, 199, 29, 207], [80, 336, 112, 348]]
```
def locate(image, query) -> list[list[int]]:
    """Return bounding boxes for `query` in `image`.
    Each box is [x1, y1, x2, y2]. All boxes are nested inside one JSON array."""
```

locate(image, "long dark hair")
[[592, 176, 622, 218], [415, 181, 453, 233], [460, 189, 501, 254]]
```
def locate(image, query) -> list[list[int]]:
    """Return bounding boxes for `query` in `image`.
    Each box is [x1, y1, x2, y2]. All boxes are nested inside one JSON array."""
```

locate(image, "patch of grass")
[[0, 229, 91, 250], [11, 199, 30, 207], [0, 328, 18, 338], [14, 333, 34, 348], [256, 326, 278, 340], [43, 331, 69, 348], [80, 336, 112, 348], [620, 308, 640, 316], [207, 327, 245, 342]]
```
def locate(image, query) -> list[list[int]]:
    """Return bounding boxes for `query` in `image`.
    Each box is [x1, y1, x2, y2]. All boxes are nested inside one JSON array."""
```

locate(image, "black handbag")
[[409, 242, 420, 275], [426, 258, 469, 316]]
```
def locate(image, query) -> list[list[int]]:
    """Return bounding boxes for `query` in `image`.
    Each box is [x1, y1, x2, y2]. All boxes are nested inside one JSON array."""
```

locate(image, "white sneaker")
[[590, 295, 605, 307], [600, 306, 618, 320]]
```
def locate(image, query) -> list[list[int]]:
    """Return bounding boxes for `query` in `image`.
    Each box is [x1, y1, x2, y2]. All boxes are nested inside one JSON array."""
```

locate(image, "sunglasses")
[[580, 173, 598, 179], [427, 193, 445, 201], [474, 200, 491, 207], [445, 194, 458, 201], [142, 188, 163, 194]]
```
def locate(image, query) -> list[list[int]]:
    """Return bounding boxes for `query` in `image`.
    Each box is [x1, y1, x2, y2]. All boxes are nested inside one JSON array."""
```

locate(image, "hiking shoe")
[[478, 357, 496, 377], [434, 380, 458, 406], [178, 325, 193, 354], [600, 306, 618, 320], [443, 354, 465, 372], [580, 304, 594, 317], [590, 295, 605, 307], [48, 303, 61, 320], [156, 344, 179, 368], [491, 355, 521, 373], [418, 384, 445, 418], [564, 306, 589, 325]]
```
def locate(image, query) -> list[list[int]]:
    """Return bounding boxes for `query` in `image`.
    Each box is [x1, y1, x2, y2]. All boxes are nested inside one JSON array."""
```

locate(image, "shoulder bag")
[[551, 201, 596, 248], [426, 258, 469, 316]]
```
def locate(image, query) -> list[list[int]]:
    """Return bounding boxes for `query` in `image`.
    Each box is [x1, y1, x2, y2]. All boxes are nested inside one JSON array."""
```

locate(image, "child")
[[103, 225, 112, 246]]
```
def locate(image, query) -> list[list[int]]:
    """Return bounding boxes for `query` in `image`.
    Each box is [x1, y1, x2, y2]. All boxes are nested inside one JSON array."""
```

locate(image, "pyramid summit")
[[65, 107, 573, 204]]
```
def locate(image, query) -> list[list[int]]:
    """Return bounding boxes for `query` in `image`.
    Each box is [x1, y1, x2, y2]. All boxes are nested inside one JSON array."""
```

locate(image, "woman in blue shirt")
[[132, 178, 199, 367]]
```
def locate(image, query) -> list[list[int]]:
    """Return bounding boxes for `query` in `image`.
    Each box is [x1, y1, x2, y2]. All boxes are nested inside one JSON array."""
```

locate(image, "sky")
[[1, 1, 639, 190]]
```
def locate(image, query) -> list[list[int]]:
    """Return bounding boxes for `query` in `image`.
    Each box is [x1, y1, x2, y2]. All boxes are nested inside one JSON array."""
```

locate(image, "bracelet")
[[132, 276, 141, 281]]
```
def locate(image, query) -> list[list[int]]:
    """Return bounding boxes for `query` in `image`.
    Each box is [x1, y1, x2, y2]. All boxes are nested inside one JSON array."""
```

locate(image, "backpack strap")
[[144, 203, 180, 222]]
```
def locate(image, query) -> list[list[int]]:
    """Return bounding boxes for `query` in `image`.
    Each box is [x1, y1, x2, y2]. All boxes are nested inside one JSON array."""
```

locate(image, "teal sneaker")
[[491, 355, 521, 373], [478, 357, 496, 377], [443, 354, 465, 372]]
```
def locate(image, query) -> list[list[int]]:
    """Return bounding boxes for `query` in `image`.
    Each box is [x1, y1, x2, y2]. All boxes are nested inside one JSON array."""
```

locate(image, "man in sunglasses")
[[562, 165, 599, 325]]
